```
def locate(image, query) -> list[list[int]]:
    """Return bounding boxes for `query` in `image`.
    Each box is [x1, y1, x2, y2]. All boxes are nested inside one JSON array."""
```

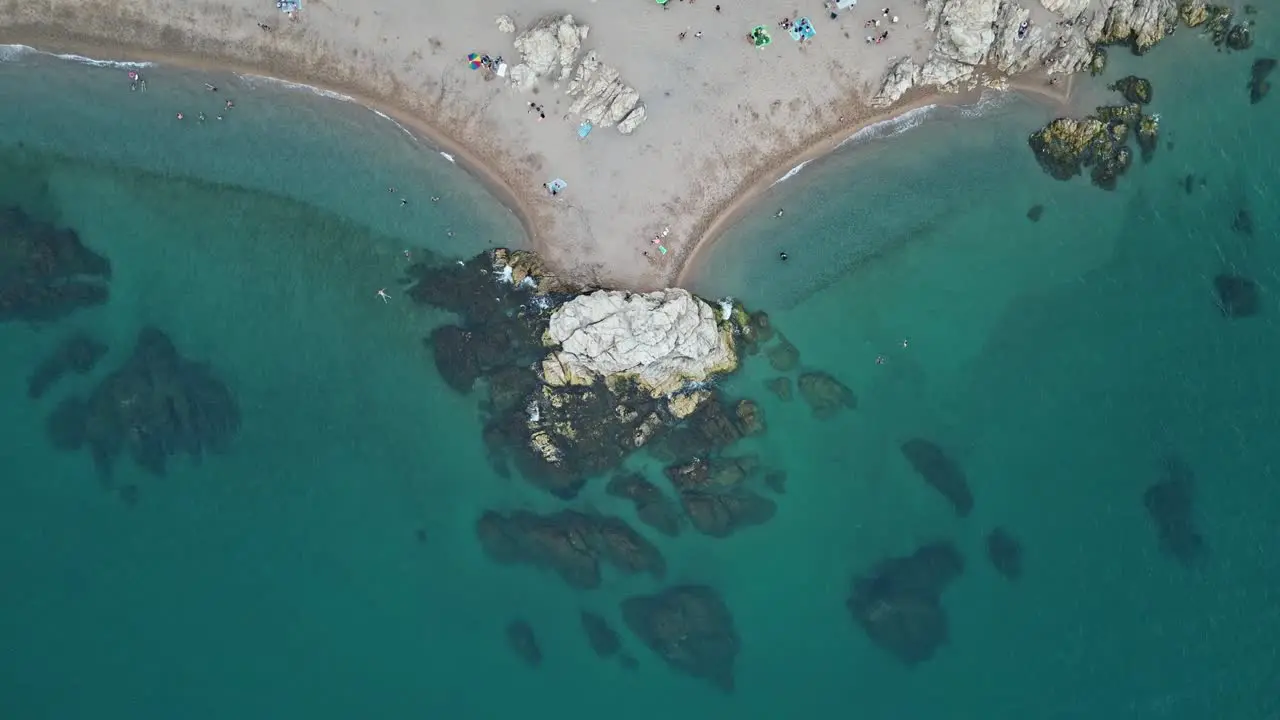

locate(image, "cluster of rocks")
[[874, 0, 1258, 108], [0, 206, 110, 323], [46, 327, 240, 481], [502, 14, 647, 134], [1028, 77, 1160, 190], [752, 313, 859, 421]]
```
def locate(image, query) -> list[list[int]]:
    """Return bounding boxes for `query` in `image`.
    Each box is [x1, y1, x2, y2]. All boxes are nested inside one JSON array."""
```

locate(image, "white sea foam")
[[771, 160, 811, 187], [440, 152, 456, 163], [0, 44, 154, 69], [838, 103, 939, 149], [957, 89, 1013, 118], [237, 73, 354, 102], [495, 265, 514, 283], [369, 108, 417, 141]]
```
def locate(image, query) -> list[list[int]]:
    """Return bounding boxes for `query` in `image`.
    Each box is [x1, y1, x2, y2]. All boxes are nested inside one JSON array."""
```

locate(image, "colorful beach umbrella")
[[467, 53, 483, 70]]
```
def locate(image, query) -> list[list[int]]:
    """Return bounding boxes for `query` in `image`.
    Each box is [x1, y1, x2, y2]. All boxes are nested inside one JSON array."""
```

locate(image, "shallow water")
[[2, 19, 1279, 720]]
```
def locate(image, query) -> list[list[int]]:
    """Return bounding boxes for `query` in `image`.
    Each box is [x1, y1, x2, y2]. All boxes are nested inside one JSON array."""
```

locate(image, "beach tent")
[[790, 17, 816, 41], [467, 52, 483, 70], [750, 26, 771, 48], [825, 0, 857, 10], [546, 178, 568, 194]]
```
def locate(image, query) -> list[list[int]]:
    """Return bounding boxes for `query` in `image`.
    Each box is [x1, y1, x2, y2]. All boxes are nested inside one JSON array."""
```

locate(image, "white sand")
[[2, 0, 943, 288]]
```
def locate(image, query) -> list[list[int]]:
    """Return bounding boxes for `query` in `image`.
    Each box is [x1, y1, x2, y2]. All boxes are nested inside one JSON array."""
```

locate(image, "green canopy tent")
[[750, 26, 771, 48]]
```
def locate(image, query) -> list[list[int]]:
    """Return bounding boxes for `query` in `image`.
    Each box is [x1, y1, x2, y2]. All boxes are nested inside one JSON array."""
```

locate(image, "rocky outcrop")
[[873, 0, 1196, 108], [27, 332, 107, 399], [901, 438, 974, 517], [542, 289, 738, 398], [495, 14, 515, 34], [1028, 103, 1154, 190], [508, 15, 647, 134]]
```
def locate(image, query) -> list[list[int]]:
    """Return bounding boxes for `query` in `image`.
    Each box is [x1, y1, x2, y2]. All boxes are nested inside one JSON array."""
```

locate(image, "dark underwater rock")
[[847, 541, 964, 666], [764, 469, 788, 494], [1110, 75, 1153, 104], [476, 509, 666, 589], [1214, 273, 1260, 318], [985, 528, 1023, 580], [764, 376, 792, 401], [1026, 204, 1044, 222], [47, 327, 239, 481], [0, 207, 110, 323], [505, 619, 542, 667], [580, 610, 622, 658], [27, 332, 107, 399], [749, 311, 775, 343], [649, 394, 745, 462], [622, 585, 740, 692], [1143, 455, 1205, 565], [1251, 58, 1276, 104], [766, 333, 800, 371], [606, 472, 682, 537], [664, 456, 776, 537], [734, 398, 765, 436], [900, 438, 973, 517], [1232, 208, 1254, 236], [798, 372, 857, 420]]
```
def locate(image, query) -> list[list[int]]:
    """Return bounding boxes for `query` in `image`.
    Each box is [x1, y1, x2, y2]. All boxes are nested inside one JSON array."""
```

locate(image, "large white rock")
[[495, 14, 516, 34], [542, 289, 737, 397]]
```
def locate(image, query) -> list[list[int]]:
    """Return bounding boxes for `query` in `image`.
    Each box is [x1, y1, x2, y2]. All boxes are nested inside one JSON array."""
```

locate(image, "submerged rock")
[[765, 333, 800, 372], [1088, 46, 1108, 76], [985, 527, 1023, 580], [1225, 23, 1252, 50], [476, 509, 666, 589], [606, 472, 682, 537], [764, 469, 788, 494], [1110, 75, 1153, 104], [1026, 204, 1045, 222], [46, 327, 239, 481], [1250, 58, 1276, 105], [622, 585, 740, 692], [734, 399, 766, 436], [1213, 274, 1260, 318], [1231, 209, 1254, 236], [664, 456, 776, 537], [1143, 455, 1205, 565], [900, 438, 973, 517], [1136, 115, 1160, 163], [798, 372, 857, 420], [27, 332, 107, 399], [505, 619, 543, 667], [765, 376, 793, 401], [0, 207, 110, 323], [847, 541, 964, 666], [580, 610, 622, 658]]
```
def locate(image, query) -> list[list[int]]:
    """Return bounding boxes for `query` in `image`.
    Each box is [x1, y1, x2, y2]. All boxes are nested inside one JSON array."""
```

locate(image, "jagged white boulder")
[[874, 0, 1179, 107], [567, 51, 644, 131], [496, 14, 516, 34], [512, 14, 588, 81], [617, 104, 646, 135], [541, 289, 737, 397]]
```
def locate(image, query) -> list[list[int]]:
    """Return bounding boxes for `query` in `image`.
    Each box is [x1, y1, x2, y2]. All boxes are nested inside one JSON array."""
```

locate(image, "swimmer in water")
[[205, 83, 218, 92], [224, 99, 234, 110], [376, 288, 390, 304], [775, 208, 785, 218], [875, 355, 886, 365], [779, 251, 789, 261], [197, 111, 206, 123], [430, 196, 440, 203], [176, 112, 184, 120], [400, 198, 408, 206]]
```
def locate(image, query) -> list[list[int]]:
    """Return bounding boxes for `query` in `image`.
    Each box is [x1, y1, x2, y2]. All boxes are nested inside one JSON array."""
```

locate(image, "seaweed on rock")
[[0, 207, 110, 323], [663, 455, 776, 537], [1028, 103, 1153, 190]]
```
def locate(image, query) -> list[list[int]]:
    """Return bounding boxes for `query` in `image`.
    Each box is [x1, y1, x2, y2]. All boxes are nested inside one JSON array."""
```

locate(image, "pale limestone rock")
[[1040, 0, 1089, 15], [618, 104, 647, 135], [926, 0, 1000, 64], [508, 64, 538, 92], [542, 290, 737, 397], [512, 14, 582, 79], [496, 14, 516, 34], [668, 390, 711, 420]]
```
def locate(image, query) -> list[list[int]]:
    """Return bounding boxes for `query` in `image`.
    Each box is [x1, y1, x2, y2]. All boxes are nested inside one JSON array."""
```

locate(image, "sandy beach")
[[0, 0, 1068, 290]]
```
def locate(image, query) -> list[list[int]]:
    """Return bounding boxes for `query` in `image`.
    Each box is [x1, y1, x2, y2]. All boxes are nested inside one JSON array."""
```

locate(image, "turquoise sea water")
[[1, 18, 1278, 720]]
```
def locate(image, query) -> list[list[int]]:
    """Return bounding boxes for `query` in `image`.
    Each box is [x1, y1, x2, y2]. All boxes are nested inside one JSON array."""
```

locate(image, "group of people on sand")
[[865, 8, 898, 44]]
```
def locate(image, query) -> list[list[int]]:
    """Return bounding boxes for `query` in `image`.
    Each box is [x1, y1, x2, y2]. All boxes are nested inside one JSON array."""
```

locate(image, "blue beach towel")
[[578, 121, 593, 139]]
